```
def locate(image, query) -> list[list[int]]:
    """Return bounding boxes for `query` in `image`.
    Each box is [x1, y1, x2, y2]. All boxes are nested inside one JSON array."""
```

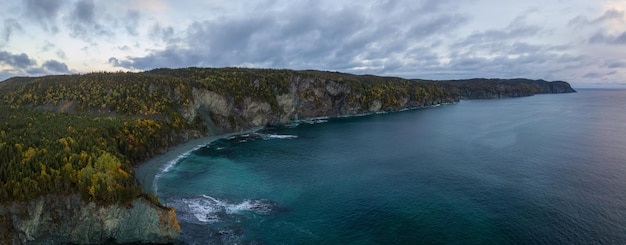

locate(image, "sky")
[[0, 0, 625, 87]]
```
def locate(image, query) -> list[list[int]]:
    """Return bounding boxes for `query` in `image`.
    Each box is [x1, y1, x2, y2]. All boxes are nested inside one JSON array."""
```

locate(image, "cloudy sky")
[[1, 0, 625, 86]]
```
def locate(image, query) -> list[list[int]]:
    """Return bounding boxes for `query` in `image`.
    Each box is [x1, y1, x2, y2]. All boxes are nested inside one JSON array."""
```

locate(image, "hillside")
[[0, 67, 575, 244]]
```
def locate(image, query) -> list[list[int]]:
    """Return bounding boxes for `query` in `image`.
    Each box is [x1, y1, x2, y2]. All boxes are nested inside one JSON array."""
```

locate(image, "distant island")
[[0, 67, 575, 244]]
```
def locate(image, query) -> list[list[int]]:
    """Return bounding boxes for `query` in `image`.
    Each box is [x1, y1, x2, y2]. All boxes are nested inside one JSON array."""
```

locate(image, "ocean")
[[155, 89, 626, 244]]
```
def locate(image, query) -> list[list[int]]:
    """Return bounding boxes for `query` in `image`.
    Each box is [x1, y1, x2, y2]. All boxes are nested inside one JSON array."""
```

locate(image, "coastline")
[[134, 98, 523, 195], [134, 127, 264, 194]]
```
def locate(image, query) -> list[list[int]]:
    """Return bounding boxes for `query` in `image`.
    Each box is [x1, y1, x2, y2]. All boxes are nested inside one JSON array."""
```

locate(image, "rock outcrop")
[[0, 195, 179, 245], [179, 74, 576, 135]]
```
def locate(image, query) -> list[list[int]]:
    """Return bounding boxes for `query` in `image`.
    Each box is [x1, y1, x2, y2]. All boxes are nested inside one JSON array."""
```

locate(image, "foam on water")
[[261, 134, 298, 140], [177, 195, 276, 224], [293, 117, 330, 125]]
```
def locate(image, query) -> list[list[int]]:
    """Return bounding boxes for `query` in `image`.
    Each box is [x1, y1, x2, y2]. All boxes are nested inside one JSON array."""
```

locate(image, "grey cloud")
[[407, 14, 468, 39], [569, 9, 624, 27], [116, 0, 469, 74], [2, 19, 23, 43], [41, 40, 55, 52], [56, 49, 66, 59], [74, 0, 95, 23], [583, 72, 602, 79], [111, 0, 580, 82], [108, 57, 119, 66], [68, 0, 110, 40], [572, 9, 626, 45], [0, 51, 37, 68], [606, 60, 626, 68], [108, 57, 133, 68], [0, 50, 72, 79], [42, 60, 70, 73], [617, 31, 626, 44], [589, 32, 607, 43], [596, 9, 624, 22], [433, 50, 590, 81], [124, 10, 140, 36], [459, 21, 542, 46], [584, 71, 617, 79], [589, 31, 626, 45], [24, 0, 64, 32], [149, 23, 175, 43]]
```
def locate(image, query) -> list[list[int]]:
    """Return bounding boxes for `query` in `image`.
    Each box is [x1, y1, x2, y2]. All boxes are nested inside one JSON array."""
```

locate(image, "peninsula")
[[0, 68, 575, 244]]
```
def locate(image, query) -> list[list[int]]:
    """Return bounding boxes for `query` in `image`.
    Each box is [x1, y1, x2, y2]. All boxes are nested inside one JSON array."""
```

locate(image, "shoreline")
[[134, 96, 535, 196], [134, 105, 450, 195], [134, 127, 264, 194]]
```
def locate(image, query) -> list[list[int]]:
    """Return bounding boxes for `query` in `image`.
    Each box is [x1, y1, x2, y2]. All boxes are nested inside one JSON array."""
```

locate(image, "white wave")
[[183, 195, 276, 223], [186, 198, 222, 223], [293, 116, 330, 125], [263, 134, 298, 140]]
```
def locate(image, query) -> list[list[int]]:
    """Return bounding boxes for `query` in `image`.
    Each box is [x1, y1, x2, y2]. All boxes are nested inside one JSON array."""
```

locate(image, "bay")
[[156, 89, 626, 244]]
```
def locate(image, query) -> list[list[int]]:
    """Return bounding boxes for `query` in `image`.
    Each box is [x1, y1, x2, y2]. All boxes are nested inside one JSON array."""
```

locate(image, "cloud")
[[23, 0, 64, 33], [569, 9, 625, 27], [124, 10, 141, 36], [113, 0, 470, 74], [149, 23, 175, 43], [589, 31, 626, 44], [2, 19, 23, 43], [570, 9, 626, 45], [0, 51, 37, 68], [457, 17, 542, 47], [1, 0, 612, 84], [56, 49, 66, 59], [108, 57, 133, 68], [584, 70, 617, 79], [67, 0, 110, 40], [42, 60, 70, 73], [41, 40, 55, 52], [605, 60, 626, 68], [0, 50, 71, 81]]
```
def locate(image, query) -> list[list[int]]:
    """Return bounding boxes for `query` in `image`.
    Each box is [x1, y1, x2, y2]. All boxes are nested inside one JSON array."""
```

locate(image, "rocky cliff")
[[179, 73, 576, 134], [0, 195, 179, 244]]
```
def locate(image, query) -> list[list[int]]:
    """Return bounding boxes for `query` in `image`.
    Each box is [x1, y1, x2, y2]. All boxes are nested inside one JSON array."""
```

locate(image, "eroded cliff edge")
[[0, 195, 179, 244], [175, 72, 576, 135], [0, 68, 576, 244]]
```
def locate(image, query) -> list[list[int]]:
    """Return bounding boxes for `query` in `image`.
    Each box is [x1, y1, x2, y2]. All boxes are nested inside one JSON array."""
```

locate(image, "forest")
[[0, 67, 574, 205]]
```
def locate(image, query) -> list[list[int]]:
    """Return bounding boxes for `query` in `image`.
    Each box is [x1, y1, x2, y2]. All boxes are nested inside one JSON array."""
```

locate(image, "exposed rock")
[[181, 87, 233, 124], [368, 100, 382, 112], [242, 97, 272, 126], [0, 195, 179, 245]]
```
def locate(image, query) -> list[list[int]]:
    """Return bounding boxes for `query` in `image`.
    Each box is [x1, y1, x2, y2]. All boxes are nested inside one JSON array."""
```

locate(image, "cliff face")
[[0, 195, 179, 245], [181, 74, 576, 134]]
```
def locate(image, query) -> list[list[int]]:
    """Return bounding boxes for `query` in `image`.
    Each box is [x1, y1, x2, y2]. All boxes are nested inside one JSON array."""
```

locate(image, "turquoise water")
[[156, 89, 626, 244]]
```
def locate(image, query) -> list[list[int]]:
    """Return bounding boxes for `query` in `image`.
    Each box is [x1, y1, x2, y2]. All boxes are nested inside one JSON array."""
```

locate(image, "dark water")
[[156, 89, 626, 244]]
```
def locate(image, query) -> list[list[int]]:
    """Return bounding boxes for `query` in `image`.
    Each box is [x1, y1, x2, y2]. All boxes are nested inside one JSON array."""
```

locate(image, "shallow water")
[[157, 89, 626, 244]]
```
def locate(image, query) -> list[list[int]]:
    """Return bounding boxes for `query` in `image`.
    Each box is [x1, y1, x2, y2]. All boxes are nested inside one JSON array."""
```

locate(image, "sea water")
[[156, 89, 626, 244]]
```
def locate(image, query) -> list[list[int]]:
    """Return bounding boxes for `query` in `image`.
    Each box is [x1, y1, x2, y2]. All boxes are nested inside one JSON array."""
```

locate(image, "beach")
[[134, 127, 263, 194]]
